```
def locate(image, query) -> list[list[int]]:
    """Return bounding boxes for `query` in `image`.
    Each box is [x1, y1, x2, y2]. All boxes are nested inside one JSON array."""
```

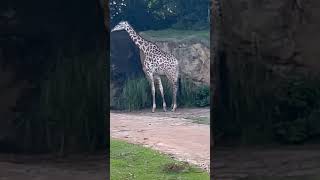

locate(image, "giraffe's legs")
[[171, 80, 178, 112], [147, 74, 156, 113], [155, 76, 167, 112]]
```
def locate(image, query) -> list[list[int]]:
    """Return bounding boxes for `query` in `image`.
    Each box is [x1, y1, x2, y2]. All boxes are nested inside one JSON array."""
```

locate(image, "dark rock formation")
[[0, 0, 107, 153], [110, 31, 144, 108], [213, 0, 320, 144]]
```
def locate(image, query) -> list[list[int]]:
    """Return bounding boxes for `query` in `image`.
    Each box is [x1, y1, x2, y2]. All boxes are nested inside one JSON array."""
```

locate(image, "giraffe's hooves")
[[171, 105, 177, 112], [163, 108, 167, 112], [152, 108, 156, 113]]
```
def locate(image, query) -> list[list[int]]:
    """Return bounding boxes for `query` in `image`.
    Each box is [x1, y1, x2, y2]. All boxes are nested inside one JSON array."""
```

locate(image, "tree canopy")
[[110, 0, 210, 31]]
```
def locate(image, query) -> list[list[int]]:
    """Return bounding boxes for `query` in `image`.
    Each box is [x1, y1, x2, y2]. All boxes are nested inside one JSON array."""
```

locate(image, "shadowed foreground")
[[0, 154, 107, 180], [214, 145, 320, 180]]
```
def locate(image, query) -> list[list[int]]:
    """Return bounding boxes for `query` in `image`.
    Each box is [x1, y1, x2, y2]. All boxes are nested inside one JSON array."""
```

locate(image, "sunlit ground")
[[110, 139, 209, 180]]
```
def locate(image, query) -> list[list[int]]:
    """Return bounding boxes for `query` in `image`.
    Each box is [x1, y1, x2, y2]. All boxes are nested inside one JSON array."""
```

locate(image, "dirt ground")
[[0, 153, 107, 180], [111, 108, 320, 180], [1, 108, 320, 179], [111, 108, 211, 171]]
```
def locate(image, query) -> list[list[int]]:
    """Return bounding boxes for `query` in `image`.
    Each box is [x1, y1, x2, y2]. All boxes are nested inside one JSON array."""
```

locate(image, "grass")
[[140, 29, 209, 42], [112, 77, 210, 111], [15, 51, 107, 153], [111, 139, 209, 180]]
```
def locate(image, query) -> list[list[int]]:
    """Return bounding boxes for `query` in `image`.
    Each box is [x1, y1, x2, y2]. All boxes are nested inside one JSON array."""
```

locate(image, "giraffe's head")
[[111, 21, 129, 32]]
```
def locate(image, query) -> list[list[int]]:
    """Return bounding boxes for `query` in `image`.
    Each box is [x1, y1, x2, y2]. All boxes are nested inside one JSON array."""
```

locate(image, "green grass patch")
[[111, 139, 209, 180], [112, 77, 210, 111], [140, 29, 209, 42]]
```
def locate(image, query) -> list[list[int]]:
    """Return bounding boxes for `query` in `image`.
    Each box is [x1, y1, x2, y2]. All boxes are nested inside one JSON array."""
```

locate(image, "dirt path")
[[110, 108, 210, 171], [0, 154, 107, 180]]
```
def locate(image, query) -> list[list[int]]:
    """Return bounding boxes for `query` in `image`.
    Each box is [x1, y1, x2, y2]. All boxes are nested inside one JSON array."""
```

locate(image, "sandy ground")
[[111, 108, 320, 179], [110, 108, 210, 171]]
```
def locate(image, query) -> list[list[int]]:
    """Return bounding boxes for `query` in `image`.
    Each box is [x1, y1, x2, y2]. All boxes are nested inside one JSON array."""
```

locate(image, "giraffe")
[[111, 21, 180, 113]]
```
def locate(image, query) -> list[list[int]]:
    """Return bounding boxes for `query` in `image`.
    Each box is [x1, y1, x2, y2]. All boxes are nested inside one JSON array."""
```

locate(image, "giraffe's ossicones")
[[111, 21, 180, 112]]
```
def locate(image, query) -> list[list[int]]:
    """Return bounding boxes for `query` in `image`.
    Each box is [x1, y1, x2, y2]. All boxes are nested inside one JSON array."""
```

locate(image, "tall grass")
[[214, 33, 320, 145], [112, 76, 209, 111], [15, 51, 107, 153]]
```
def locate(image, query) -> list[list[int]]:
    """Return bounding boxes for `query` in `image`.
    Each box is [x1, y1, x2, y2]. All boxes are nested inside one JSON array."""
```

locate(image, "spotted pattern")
[[112, 21, 180, 112]]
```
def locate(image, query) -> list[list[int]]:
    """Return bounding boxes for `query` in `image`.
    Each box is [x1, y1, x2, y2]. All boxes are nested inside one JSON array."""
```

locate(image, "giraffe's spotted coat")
[[111, 21, 180, 112]]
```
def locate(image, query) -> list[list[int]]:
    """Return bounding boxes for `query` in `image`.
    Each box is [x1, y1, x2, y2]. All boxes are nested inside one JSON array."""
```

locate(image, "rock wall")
[[140, 33, 210, 86], [110, 31, 144, 108], [154, 40, 210, 85], [221, 0, 320, 75], [0, 0, 107, 152], [213, 0, 320, 144]]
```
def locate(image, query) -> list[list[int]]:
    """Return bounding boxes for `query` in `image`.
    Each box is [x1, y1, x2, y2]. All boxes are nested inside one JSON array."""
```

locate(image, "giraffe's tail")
[[178, 76, 182, 97]]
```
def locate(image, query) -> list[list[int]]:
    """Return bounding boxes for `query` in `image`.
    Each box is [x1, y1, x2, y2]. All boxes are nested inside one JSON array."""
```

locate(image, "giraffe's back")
[[150, 47, 178, 76]]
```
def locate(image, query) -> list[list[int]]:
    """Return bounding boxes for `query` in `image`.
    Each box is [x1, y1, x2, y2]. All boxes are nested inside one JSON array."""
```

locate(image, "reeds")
[[112, 76, 210, 111], [15, 51, 107, 153]]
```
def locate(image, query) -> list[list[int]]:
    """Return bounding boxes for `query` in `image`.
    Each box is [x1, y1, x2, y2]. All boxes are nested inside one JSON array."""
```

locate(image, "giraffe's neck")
[[125, 25, 149, 52]]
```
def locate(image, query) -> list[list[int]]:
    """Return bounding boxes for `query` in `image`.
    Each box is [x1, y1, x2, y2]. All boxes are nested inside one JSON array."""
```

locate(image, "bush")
[[195, 86, 210, 107], [115, 78, 151, 111], [112, 77, 210, 110], [15, 52, 107, 153], [214, 54, 320, 145], [273, 77, 320, 143]]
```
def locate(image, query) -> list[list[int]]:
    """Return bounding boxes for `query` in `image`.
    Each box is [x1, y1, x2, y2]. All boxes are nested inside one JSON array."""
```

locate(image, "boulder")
[[110, 31, 144, 108], [140, 32, 210, 86], [0, 0, 107, 153], [213, 0, 320, 143]]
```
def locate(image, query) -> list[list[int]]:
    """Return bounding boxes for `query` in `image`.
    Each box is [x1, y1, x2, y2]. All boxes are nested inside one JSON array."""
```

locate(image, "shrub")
[[272, 77, 320, 144], [195, 85, 210, 107], [113, 77, 210, 110], [15, 52, 107, 153]]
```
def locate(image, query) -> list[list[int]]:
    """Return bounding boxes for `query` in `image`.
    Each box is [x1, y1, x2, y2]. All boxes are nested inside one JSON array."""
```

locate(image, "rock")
[[213, 0, 320, 143], [155, 41, 210, 86], [140, 33, 210, 86], [0, 0, 107, 153], [221, 0, 320, 74], [110, 31, 144, 108]]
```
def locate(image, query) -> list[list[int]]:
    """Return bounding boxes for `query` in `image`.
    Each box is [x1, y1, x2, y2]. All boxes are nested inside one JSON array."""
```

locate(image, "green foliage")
[[111, 139, 209, 179], [195, 86, 210, 107], [115, 77, 151, 111], [214, 56, 320, 145], [273, 77, 320, 143], [171, 0, 210, 30], [110, 0, 209, 31], [112, 77, 210, 110], [15, 51, 107, 153], [140, 29, 209, 42]]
